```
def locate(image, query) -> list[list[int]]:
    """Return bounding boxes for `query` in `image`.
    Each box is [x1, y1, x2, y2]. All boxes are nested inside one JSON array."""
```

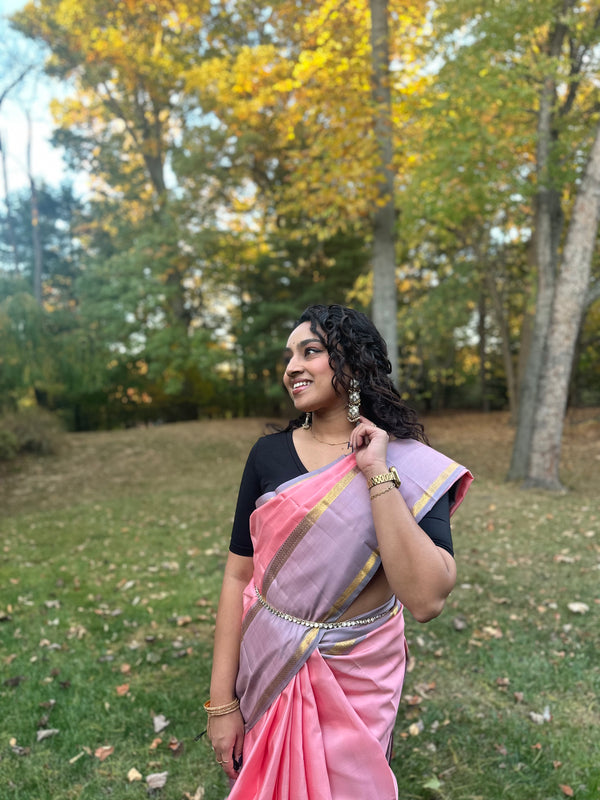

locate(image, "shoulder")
[[387, 437, 453, 474], [388, 437, 429, 457], [246, 430, 291, 469], [249, 430, 290, 456]]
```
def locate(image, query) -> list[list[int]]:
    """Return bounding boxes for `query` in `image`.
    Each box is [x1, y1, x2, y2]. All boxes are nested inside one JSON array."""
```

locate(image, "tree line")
[[0, 0, 599, 489]]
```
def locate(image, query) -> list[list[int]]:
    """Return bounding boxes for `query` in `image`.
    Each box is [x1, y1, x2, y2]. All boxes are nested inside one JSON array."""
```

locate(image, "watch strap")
[[367, 466, 401, 490]]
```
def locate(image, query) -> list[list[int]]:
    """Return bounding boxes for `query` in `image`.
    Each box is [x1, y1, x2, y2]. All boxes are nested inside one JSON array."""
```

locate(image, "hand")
[[208, 710, 245, 781], [349, 416, 390, 479]]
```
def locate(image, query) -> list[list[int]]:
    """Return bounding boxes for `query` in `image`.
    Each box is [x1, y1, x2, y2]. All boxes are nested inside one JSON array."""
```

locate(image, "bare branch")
[[0, 65, 33, 109]]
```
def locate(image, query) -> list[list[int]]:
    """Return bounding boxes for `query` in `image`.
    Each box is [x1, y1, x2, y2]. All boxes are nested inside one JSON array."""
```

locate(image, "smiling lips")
[[291, 380, 312, 394]]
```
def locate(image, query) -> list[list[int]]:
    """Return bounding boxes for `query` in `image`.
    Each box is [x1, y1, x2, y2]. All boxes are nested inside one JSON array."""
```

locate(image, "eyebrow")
[[283, 338, 322, 353]]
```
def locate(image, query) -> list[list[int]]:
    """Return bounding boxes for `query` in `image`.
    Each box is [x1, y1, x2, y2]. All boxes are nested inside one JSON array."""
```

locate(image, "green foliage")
[[5, 0, 599, 430], [231, 228, 370, 416], [0, 182, 83, 295]]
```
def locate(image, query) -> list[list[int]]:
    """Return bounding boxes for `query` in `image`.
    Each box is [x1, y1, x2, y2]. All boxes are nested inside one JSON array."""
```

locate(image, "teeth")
[[293, 381, 310, 389]]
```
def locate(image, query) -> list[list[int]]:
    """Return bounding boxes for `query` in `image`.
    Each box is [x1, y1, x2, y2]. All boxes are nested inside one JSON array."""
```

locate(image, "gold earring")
[[347, 379, 360, 424]]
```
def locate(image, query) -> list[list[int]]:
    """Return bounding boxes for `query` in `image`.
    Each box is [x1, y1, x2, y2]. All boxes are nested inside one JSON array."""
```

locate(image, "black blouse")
[[229, 431, 454, 557]]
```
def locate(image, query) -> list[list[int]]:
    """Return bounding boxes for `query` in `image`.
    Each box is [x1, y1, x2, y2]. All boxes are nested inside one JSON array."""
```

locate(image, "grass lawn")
[[1, 412, 599, 800]]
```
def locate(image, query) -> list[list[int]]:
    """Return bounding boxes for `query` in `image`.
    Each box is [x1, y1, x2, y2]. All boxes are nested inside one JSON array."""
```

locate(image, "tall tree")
[[187, 0, 428, 355], [12, 0, 234, 417], [505, 1, 600, 486], [419, 0, 600, 486], [526, 120, 600, 488], [369, 0, 397, 380]]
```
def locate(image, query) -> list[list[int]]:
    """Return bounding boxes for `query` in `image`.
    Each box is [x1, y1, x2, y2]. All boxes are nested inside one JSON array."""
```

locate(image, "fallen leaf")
[[68, 751, 86, 764], [10, 738, 30, 756], [146, 771, 168, 790], [559, 785, 574, 797], [149, 737, 162, 750], [120, 663, 131, 675], [3, 675, 26, 687], [127, 767, 143, 782], [168, 737, 184, 757], [567, 602, 589, 614], [183, 788, 205, 800], [37, 728, 59, 742], [482, 625, 503, 639], [116, 683, 130, 696], [404, 695, 423, 706], [408, 720, 424, 736], [153, 714, 170, 733], [94, 745, 114, 761], [452, 614, 468, 631], [528, 706, 551, 725]]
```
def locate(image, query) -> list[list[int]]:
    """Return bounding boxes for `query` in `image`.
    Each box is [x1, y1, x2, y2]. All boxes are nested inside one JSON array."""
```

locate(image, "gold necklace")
[[310, 429, 352, 447]]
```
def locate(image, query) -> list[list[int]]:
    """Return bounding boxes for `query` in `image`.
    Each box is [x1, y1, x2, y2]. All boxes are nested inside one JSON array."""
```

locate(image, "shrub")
[[0, 428, 18, 461], [0, 408, 64, 461]]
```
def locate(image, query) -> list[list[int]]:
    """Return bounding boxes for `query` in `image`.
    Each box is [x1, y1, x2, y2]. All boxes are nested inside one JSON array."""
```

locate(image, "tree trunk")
[[507, 73, 562, 479], [369, 0, 398, 382], [477, 289, 489, 412], [26, 112, 43, 305], [485, 267, 517, 419], [0, 132, 20, 272], [525, 119, 600, 489]]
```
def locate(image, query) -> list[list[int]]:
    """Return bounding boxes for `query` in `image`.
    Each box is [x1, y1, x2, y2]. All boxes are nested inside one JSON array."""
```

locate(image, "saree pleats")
[[228, 608, 405, 800]]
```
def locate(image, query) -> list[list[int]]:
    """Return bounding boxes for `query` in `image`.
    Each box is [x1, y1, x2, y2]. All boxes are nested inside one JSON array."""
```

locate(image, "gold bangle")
[[204, 698, 240, 717], [370, 485, 396, 500]]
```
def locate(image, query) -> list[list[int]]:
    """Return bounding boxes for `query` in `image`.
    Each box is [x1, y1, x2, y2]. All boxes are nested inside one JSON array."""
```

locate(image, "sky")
[[1, 0, 78, 194]]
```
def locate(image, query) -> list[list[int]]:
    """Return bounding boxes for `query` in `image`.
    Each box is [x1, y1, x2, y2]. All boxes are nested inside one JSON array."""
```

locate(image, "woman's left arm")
[[350, 417, 456, 623]]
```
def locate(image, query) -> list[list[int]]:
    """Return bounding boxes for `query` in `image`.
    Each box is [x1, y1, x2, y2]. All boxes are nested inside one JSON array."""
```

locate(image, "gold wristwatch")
[[367, 466, 401, 490]]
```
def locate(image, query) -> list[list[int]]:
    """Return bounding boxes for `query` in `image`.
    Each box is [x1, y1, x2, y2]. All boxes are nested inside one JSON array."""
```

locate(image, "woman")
[[206, 304, 472, 799]]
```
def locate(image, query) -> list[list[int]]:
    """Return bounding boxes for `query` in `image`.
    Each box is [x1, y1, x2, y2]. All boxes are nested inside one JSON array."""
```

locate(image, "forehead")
[[285, 321, 324, 349]]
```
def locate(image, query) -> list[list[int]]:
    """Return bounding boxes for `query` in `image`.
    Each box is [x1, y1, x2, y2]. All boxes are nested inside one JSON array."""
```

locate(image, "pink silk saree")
[[227, 439, 472, 800]]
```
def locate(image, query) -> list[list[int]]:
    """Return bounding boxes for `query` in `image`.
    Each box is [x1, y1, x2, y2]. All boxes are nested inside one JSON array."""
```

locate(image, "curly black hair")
[[285, 304, 427, 443]]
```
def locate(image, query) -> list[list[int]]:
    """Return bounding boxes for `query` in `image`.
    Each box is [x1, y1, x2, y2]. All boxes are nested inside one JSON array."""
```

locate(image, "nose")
[[285, 352, 303, 376]]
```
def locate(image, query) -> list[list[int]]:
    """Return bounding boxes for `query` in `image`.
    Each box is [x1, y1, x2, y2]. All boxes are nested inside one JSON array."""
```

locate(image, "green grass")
[[1, 413, 599, 799]]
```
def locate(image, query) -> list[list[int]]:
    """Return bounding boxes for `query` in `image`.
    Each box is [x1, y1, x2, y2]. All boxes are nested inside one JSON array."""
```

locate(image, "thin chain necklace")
[[310, 429, 352, 447]]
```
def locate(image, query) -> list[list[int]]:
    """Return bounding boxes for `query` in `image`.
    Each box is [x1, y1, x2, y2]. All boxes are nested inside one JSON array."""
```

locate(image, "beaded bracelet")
[[203, 698, 240, 717], [369, 484, 395, 500]]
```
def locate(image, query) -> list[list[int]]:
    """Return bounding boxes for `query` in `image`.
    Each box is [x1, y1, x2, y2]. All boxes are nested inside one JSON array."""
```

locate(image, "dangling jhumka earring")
[[347, 378, 361, 424], [302, 412, 312, 430]]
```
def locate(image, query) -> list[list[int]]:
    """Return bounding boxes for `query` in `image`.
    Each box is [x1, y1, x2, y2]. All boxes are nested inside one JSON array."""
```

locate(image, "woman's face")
[[282, 321, 345, 414]]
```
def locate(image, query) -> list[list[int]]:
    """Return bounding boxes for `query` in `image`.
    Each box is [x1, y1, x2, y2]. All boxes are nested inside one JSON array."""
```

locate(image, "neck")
[[310, 409, 355, 442]]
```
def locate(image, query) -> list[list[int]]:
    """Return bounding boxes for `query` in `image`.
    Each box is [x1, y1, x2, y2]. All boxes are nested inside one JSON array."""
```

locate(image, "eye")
[[305, 346, 322, 356]]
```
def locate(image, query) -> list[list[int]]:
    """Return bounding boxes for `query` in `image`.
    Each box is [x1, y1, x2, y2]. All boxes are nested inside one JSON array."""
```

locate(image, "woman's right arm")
[[208, 552, 254, 780]]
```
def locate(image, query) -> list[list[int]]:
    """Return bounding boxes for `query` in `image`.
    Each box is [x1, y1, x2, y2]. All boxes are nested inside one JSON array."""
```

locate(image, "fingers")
[[350, 417, 388, 449], [209, 727, 244, 779], [216, 749, 243, 780]]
